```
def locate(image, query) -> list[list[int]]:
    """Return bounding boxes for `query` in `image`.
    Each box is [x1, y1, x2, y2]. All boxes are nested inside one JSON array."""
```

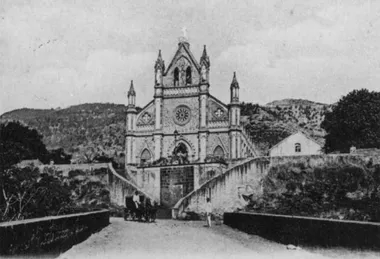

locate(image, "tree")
[[322, 89, 380, 153], [0, 166, 71, 222], [0, 121, 48, 171], [46, 148, 72, 164]]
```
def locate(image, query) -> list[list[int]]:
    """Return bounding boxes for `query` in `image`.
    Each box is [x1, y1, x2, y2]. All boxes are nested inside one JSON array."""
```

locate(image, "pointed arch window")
[[186, 66, 192, 85], [295, 143, 301, 153], [174, 67, 179, 86], [141, 149, 152, 165], [213, 145, 225, 158]]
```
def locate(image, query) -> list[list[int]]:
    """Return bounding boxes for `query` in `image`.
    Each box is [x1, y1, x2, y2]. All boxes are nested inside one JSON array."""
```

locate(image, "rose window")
[[173, 105, 191, 125]]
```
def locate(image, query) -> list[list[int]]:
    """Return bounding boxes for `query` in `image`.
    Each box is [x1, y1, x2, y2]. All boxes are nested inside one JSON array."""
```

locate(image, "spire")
[[155, 49, 165, 71], [158, 49, 162, 59], [200, 45, 210, 67], [128, 80, 136, 97], [230, 72, 239, 89]]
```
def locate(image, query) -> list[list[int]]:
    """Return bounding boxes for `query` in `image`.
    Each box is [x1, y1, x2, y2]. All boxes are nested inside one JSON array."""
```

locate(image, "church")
[[125, 37, 259, 168]]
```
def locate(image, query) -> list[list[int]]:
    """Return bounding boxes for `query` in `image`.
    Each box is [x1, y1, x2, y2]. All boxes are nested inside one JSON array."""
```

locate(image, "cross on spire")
[[181, 26, 188, 39]]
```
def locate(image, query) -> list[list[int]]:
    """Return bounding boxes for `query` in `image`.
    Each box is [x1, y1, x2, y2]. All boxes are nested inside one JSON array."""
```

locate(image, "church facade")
[[125, 38, 258, 167]]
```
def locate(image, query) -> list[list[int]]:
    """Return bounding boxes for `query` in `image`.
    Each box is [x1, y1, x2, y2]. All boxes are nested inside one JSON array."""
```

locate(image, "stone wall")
[[0, 210, 109, 256], [224, 212, 380, 249], [40, 163, 156, 207], [173, 154, 380, 219], [206, 133, 230, 158], [38, 163, 111, 177], [107, 165, 156, 206], [133, 162, 226, 207], [172, 157, 270, 218], [135, 167, 160, 201]]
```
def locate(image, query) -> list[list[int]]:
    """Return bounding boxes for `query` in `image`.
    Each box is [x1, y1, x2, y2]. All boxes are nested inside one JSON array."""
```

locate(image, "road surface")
[[58, 218, 379, 259]]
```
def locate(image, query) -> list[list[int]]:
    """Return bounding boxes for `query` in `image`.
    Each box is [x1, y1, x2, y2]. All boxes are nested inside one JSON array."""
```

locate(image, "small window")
[[186, 66, 192, 85], [295, 143, 301, 153], [174, 67, 179, 86]]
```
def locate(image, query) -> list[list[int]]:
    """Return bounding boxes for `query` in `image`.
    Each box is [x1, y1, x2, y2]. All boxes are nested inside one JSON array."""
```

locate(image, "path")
[[58, 218, 379, 259]]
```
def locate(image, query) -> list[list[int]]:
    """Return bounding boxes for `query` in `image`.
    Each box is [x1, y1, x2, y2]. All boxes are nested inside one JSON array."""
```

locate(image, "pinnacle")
[[200, 44, 210, 67], [231, 72, 239, 88], [155, 49, 165, 71], [202, 45, 207, 57], [158, 49, 162, 60], [128, 80, 136, 96]]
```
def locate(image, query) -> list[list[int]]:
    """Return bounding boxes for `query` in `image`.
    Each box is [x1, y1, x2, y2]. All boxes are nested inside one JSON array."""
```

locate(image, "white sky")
[[1, 0, 380, 114]]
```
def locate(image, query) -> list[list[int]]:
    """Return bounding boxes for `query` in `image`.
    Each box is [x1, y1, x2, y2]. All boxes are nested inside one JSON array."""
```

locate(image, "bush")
[[247, 160, 380, 222]]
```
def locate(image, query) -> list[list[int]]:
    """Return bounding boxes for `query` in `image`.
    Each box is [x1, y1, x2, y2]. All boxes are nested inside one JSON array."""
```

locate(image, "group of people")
[[133, 191, 213, 227]]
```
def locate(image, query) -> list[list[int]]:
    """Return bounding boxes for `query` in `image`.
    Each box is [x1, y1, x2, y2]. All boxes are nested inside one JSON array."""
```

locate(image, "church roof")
[[164, 41, 201, 75]]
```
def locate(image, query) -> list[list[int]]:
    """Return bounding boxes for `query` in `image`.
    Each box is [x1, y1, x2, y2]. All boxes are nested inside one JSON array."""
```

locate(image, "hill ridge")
[[1, 99, 328, 158]]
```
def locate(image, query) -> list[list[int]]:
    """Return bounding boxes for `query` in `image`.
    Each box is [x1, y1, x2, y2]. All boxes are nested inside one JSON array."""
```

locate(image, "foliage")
[[0, 167, 71, 222], [240, 102, 260, 116], [240, 99, 329, 154], [247, 160, 380, 222], [0, 166, 111, 222], [45, 148, 72, 164], [322, 89, 380, 153], [0, 122, 48, 171]]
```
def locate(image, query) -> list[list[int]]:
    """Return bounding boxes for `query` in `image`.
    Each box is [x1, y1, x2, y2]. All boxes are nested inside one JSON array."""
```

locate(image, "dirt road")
[[58, 218, 379, 259]]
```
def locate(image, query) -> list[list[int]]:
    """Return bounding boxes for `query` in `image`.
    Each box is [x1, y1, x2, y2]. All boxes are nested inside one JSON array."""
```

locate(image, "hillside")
[[0, 103, 130, 161], [241, 99, 332, 153], [1, 99, 329, 159]]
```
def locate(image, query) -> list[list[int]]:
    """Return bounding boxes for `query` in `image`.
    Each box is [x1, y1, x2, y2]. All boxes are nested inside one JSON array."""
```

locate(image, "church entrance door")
[[160, 166, 194, 208]]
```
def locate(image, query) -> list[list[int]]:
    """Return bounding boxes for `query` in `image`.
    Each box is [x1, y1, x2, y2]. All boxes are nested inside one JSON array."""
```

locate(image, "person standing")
[[205, 198, 212, 227], [133, 191, 140, 209]]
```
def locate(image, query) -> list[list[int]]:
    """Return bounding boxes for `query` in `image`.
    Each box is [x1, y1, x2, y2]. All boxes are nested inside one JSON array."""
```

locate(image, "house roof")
[[269, 131, 321, 152]]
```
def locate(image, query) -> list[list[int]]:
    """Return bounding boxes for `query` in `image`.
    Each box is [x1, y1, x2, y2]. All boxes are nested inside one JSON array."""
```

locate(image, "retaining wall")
[[0, 210, 109, 255], [172, 157, 270, 218], [224, 212, 380, 249], [173, 154, 380, 219]]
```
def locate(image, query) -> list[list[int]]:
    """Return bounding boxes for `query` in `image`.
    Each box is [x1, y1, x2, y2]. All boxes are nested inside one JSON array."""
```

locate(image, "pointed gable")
[[163, 41, 201, 87]]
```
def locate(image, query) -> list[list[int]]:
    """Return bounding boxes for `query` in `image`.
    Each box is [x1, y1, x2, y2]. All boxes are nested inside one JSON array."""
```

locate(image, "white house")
[[269, 131, 323, 157]]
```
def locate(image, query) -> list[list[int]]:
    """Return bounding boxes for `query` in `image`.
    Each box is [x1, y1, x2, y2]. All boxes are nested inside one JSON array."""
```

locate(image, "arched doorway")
[[213, 145, 225, 158], [173, 142, 189, 164], [140, 149, 152, 165]]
